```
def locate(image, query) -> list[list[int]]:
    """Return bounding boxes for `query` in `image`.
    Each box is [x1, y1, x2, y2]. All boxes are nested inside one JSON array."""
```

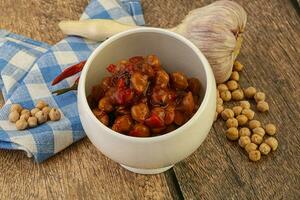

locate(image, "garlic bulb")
[[59, 0, 247, 83]]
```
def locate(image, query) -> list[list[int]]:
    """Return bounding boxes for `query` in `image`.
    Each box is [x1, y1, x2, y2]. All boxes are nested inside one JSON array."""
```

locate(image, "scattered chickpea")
[[251, 134, 263, 145], [245, 143, 258, 153], [220, 90, 232, 102], [217, 97, 223, 105], [265, 137, 278, 151], [230, 71, 239, 81], [239, 127, 251, 137], [244, 87, 257, 99], [27, 117, 38, 128], [249, 150, 261, 162], [221, 109, 234, 120], [238, 136, 251, 148], [236, 114, 248, 126], [21, 109, 30, 115], [265, 123, 277, 136], [240, 101, 251, 109], [242, 108, 255, 120], [259, 143, 271, 155], [35, 111, 47, 124], [31, 108, 40, 116], [232, 106, 243, 116], [233, 61, 244, 71], [257, 101, 269, 112], [253, 127, 265, 137], [42, 107, 51, 119], [248, 120, 261, 129], [226, 118, 238, 128], [9, 111, 20, 123], [227, 80, 239, 91], [10, 104, 22, 113], [217, 84, 228, 92], [49, 108, 61, 121], [20, 112, 30, 121], [36, 100, 48, 110], [217, 90, 220, 98], [226, 127, 239, 141], [214, 112, 218, 122], [216, 105, 224, 114], [231, 89, 244, 101], [254, 92, 266, 103], [15, 119, 28, 130]]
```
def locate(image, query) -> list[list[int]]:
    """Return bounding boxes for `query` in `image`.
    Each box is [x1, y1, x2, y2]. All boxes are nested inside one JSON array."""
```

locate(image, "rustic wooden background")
[[0, 0, 299, 199]]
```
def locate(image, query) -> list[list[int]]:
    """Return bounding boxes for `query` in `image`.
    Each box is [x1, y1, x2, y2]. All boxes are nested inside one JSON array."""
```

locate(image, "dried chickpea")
[[42, 107, 51, 119], [249, 150, 261, 162], [35, 111, 47, 124], [240, 101, 250, 109], [217, 84, 228, 92], [251, 134, 263, 145], [231, 89, 244, 101], [259, 143, 271, 155], [257, 101, 269, 112], [239, 127, 251, 137], [31, 108, 40, 116], [233, 61, 244, 71], [20, 112, 30, 121], [217, 90, 220, 98], [98, 97, 114, 112], [226, 118, 238, 128], [10, 104, 22, 113], [221, 109, 234, 120], [254, 92, 266, 102], [170, 72, 188, 90], [49, 108, 61, 121], [245, 143, 258, 153], [238, 136, 251, 148], [217, 97, 223, 105], [227, 80, 239, 91], [226, 127, 239, 141], [230, 71, 239, 81], [21, 109, 30, 115], [15, 119, 28, 130], [232, 106, 243, 116], [253, 127, 265, 137], [244, 87, 257, 99], [242, 108, 255, 120], [9, 111, 20, 123], [216, 105, 224, 114], [265, 137, 278, 151], [236, 115, 248, 126], [265, 123, 277, 136], [220, 90, 231, 102], [36, 100, 48, 110], [248, 120, 261, 129], [28, 116, 38, 128], [214, 112, 218, 121]]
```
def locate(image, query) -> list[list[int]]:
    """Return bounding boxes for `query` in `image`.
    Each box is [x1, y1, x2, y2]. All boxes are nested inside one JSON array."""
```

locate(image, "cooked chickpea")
[[254, 92, 266, 102], [174, 110, 187, 126], [15, 119, 28, 130], [257, 101, 269, 112], [20, 112, 30, 121], [249, 150, 261, 162], [253, 127, 265, 137], [231, 89, 244, 101], [31, 108, 40, 116], [248, 120, 261, 129], [251, 134, 263, 145], [188, 78, 201, 96], [238, 136, 251, 148], [27, 116, 38, 128], [35, 100, 48, 110], [230, 71, 239, 81], [244, 87, 257, 98], [226, 118, 238, 128], [221, 108, 234, 120], [217, 97, 223, 105], [236, 115, 248, 126], [98, 97, 114, 112], [129, 124, 151, 137], [216, 105, 224, 114], [239, 127, 251, 137], [100, 77, 112, 92], [265, 137, 278, 151], [220, 90, 231, 101], [226, 127, 239, 141], [10, 104, 23, 113], [165, 105, 175, 125], [240, 101, 250, 109], [21, 109, 30, 115], [170, 72, 188, 90], [242, 108, 255, 120], [233, 61, 244, 71], [155, 70, 169, 88], [180, 92, 195, 114], [265, 123, 277, 136], [112, 115, 133, 133], [146, 55, 161, 70], [217, 84, 228, 92], [35, 111, 47, 124], [227, 80, 239, 91], [130, 72, 148, 93], [49, 108, 61, 121], [259, 143, 271, 155], [131, 103, 149, 122], [9, 111, 20, 123], [151, 107, 165, 121], [232, 106, 243, 116], [245, 143, 258, 153]]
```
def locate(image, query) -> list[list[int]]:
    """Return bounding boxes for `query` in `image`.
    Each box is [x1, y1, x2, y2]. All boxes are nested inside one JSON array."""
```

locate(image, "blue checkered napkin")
[[0, 0, 145, 162]]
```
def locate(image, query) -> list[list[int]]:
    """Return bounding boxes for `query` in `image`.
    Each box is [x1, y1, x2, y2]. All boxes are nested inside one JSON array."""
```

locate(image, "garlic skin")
[[173, 1, 247, 83]]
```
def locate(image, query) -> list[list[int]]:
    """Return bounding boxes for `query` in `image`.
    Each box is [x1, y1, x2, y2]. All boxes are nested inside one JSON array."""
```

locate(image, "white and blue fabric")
[[0, 0, 145, 162]]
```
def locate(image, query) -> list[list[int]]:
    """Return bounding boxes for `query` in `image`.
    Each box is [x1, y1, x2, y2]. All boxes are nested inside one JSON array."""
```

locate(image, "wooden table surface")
[[0, 0, 299, 199]]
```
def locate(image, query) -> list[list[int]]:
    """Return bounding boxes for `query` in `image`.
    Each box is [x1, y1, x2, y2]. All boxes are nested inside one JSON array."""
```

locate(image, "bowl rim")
[[78, 27, 215, 142]]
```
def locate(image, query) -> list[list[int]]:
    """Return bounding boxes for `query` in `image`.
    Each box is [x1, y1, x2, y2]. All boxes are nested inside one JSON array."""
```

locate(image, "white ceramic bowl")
[[78, 28, 216, 174]]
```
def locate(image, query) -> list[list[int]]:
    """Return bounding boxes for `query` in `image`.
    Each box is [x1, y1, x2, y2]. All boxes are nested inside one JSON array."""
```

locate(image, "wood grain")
[[0, 0, 299, 199]]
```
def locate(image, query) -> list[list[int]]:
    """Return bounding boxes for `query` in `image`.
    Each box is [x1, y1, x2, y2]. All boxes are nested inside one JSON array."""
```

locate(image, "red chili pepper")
[[115, 88, 133, 105], [145, 113, 165, 128], [52, 61, 86, 86], [107, 64, 117, 74], [117, 78, 126, 88]]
